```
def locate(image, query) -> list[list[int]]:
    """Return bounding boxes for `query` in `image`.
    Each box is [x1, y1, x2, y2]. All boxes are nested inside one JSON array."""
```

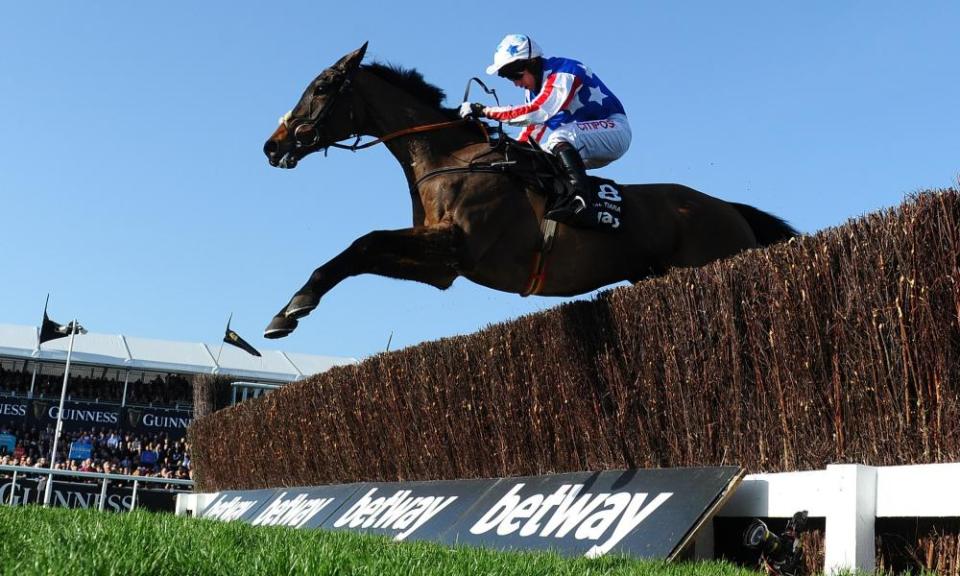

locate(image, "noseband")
[[281, 73, 361, 150]]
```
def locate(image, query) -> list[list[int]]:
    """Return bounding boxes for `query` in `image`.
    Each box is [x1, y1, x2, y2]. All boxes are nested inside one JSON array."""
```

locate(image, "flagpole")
[[43, 318, 77, 507], [32, 294, 51, 399], [217, 313, 232, 364], [37, 294, 50, 351]]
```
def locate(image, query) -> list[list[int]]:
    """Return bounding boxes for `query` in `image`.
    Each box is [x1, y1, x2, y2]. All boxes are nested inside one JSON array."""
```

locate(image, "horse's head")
[[263, 43, 368, 169]]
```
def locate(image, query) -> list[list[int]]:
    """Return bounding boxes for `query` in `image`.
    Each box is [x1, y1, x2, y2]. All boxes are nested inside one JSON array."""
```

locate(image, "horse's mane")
[[362, 62, 457, 119]]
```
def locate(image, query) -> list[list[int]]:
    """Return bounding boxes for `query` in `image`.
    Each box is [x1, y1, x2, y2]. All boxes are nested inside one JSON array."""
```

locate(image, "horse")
[[261, 43, 797, 338]]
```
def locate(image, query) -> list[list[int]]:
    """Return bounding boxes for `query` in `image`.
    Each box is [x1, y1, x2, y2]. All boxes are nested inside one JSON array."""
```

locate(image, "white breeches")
[[542, 114, 632, 169]]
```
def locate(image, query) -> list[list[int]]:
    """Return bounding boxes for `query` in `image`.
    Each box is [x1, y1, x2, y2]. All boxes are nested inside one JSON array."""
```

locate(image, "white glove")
[[458, 102, 485, 119]]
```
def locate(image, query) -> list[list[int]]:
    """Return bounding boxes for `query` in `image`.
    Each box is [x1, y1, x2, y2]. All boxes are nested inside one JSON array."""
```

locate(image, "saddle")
[[482, 131, 624, 232]]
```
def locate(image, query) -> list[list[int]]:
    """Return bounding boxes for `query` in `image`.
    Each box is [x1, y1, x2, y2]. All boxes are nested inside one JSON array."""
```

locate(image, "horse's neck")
[[355, 72, 481, 177]]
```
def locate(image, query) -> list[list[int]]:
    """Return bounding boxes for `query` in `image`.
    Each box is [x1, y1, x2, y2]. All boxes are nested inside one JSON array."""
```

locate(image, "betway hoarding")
[[0, 398, 191, 437], [321, 479, 493, 542], [198, 467, 743, 559]]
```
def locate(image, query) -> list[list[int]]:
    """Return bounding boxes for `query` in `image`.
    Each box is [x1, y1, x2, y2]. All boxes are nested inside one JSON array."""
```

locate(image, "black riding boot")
[[545, 143, 592, 223]]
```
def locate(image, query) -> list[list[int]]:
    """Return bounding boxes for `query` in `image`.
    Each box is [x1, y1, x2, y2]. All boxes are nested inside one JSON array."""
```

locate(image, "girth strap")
[[521, 218, 558, 297]]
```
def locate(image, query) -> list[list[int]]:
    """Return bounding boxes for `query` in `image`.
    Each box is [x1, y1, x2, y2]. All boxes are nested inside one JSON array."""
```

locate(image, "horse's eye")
[[313, 84, 329, 96]]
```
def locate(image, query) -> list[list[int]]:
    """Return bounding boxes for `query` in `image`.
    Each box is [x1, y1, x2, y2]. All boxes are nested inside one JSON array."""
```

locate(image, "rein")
[[321, 75, 502, 156], [327, 118, 483, 151], [316, 116, 509, 194]]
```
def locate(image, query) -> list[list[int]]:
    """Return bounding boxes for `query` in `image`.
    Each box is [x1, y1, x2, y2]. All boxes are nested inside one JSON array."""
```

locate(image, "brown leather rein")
[[327, 118, 487, 151], [323, 76, 501, 152]]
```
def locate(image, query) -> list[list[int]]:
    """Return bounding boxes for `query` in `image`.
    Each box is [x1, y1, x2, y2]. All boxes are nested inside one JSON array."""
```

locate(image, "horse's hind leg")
[[264, 224, 465, 338]]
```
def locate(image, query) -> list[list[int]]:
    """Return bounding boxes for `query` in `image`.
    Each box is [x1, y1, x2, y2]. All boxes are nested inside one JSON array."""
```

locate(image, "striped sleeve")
[[517, 125, 549, 143], [485, 72, 582, 126]]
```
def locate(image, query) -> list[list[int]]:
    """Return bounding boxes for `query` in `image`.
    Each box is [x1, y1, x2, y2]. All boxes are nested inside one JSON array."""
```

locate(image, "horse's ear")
[[335, 42, 368, 74]]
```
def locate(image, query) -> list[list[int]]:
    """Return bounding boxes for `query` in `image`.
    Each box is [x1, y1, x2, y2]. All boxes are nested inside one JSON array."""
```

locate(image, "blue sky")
[[2, 2, 957, 360]]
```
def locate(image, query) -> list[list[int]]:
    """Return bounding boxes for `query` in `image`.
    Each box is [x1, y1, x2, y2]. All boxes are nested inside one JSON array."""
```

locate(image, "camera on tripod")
[[742, 510, 809, 576]]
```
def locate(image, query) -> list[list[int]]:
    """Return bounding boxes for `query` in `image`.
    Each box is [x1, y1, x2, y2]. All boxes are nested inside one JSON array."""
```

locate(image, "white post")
[[28, 362, 38, 399], [121, 370, 130, 407], [824, 464, 877, 575], [131, 480, 139, 512], [43, 320, 78, 507], [99, 478, 109, 511], [8, 471, 17, 506]]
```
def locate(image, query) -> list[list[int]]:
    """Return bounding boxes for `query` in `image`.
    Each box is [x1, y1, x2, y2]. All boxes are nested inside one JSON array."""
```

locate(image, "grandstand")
[[0, 322, 356, 503], [0, 323, 356, 387], [1, 322, 356, 423]]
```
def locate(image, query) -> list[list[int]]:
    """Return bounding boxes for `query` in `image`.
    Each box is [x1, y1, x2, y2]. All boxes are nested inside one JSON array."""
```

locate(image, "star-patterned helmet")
[[486, 34, 543, 76]]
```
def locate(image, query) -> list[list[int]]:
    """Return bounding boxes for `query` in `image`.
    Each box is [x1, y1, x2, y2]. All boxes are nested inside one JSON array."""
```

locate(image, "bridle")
[[279, 70, 482, 159], [280, 71, 360, 151], [279, 73, 542, 194], [280, 74, 501, 156]]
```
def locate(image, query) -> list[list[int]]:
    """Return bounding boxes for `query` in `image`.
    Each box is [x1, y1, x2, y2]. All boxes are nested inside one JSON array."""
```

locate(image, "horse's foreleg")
[[264, 224, 466, 338]]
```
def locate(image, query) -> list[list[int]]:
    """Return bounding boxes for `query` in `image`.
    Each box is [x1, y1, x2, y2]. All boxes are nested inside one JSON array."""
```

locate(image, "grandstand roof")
[[0, 324, 356, 383]]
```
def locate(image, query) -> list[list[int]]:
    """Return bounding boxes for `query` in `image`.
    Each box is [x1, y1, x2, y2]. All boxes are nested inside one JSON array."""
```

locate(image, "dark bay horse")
[[261, 43, 797, 338]]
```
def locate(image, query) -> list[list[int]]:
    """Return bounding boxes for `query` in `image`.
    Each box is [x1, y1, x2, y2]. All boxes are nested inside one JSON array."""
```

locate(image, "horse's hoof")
[[264, 315, 298, 339], [285, 294, 318, 319]]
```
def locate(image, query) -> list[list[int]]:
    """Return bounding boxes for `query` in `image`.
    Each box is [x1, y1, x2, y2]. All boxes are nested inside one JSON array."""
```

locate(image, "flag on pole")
[[223, 318, 261, 357], [39, 296, 85, 345]]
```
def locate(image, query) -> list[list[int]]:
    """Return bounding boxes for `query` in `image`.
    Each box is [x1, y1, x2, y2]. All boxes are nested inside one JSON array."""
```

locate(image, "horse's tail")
[[730, 202, 799, 246]]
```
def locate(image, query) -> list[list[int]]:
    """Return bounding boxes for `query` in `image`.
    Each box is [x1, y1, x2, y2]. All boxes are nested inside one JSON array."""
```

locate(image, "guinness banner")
[[123, 406, 193, 435], [0, 399, 191, 438], [0, 399, 30, 427], [199, 467, 744, 559], [29, 400, 121, 430], [0, 477, 177, 513]]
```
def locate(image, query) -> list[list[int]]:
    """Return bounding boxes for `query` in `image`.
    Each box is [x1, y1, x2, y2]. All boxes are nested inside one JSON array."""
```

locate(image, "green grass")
[[0, 505, 761, 576]]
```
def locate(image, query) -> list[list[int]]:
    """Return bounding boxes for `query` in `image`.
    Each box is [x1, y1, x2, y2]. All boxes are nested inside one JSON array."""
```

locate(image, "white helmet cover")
[[485, 34, 543, 75]]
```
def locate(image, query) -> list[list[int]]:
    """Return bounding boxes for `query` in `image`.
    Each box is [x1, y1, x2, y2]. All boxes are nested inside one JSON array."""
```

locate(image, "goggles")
[[498, 62, 527, 81]]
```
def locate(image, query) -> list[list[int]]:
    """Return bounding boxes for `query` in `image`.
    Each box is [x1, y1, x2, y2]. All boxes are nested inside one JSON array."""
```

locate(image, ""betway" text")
[[333, 488, 457, 540], [469, 483, 672, 558], [204, 495, 257, 522], [251, 492, 334, 528]]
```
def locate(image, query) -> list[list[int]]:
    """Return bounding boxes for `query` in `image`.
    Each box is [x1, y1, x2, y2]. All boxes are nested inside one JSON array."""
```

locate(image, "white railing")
[[695, 463, 960, 574], [1, 464, 192, 511], [230, 381, 281, 405]]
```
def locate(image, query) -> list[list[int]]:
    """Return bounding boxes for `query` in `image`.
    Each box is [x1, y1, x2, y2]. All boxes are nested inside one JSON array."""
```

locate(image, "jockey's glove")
[[458, 102, 486, 119]]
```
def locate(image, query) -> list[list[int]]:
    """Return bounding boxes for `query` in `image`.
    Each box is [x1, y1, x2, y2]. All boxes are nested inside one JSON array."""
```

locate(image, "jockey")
[[460, 34, 632, 224]]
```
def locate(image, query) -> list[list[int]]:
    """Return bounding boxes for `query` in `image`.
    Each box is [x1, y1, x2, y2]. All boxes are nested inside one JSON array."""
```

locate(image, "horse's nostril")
[[263, 140, 280, 157]]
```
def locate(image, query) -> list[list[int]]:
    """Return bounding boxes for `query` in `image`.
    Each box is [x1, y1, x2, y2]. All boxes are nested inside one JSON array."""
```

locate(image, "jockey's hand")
[[458, 102, 486, 119]]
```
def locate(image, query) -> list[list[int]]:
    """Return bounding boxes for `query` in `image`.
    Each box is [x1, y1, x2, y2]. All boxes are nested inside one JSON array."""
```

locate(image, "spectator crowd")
[[0, 364, 206, 493], [0, 423, 191, 487]]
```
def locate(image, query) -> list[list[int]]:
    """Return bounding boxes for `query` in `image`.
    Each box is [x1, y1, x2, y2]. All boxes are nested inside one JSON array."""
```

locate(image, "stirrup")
[[544, 195, 587, 223]]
